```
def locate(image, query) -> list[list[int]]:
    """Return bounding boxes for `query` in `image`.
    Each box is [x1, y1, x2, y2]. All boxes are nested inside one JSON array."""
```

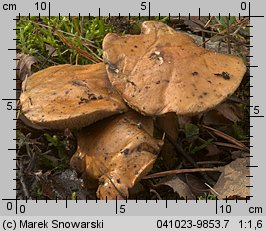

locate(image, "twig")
[[83, 43, 103, 62], [150, 189, 162, 200], [226, 17, 231, 54], [213, 141, 248, 151], [205, 182, 221, 198], [75, 54, 79, 65], [201, 125, 249, 152], [20, 19, 95, 44], [196, 161, 226, 165], [19, 159, 30, 199], [55, 31, 101, 63], [201, 31, 206, 48], [80, 16, 84, 37], [143, 167, 223, 179]]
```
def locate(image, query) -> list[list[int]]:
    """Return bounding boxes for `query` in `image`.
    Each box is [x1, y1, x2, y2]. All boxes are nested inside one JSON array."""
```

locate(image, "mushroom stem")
[[156, 113, 178, 169]]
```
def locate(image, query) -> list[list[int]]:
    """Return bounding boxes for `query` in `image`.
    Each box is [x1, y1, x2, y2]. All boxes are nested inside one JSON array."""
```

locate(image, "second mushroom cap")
[[20, 63, 127, 129], [71, 111, 163, 199]]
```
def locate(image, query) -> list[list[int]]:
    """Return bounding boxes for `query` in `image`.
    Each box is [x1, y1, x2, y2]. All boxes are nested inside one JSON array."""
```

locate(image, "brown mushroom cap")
[[20, 63, 127, 129], [103, 21, 246, 116], [70, 111, 162, 199]]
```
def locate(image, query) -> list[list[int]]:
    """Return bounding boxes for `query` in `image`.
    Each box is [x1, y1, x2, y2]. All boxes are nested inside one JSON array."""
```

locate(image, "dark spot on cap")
[[203, 92, 208, 96], [121, 148, 129, 156], [105, 61, 119, 74], [192, 71, 198, 76], [214, 72, 231, 80], [137, 122, 142, 129], [127, 80, 136, 86], [134, 45, 138, 48], [155, 80, 160, 84], [71, 80, 87, 87], [116, 179, 121, 183], [207, 80, 212, 84], [131, 49, 134, 52]]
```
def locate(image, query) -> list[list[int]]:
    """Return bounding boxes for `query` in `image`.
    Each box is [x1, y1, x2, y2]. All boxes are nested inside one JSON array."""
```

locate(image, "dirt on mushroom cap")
[[20, 63, 128, 129], [103, 21, 246, 116], [70, 111, 163, 200]]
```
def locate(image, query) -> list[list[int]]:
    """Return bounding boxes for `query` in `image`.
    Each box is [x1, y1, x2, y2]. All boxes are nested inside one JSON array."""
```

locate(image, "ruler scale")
[[0, 0, 265, 231]]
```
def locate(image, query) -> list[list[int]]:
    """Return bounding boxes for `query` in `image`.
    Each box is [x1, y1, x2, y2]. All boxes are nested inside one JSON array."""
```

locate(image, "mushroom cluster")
[[20, 21, 246, 200]]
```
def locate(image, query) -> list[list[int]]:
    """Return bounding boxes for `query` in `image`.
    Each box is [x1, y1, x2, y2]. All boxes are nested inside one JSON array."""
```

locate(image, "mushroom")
[[103, 21, 246, 116], [19, 20, 247, 200], [20, 63, 127, 129], [70, 111, 163, 199]]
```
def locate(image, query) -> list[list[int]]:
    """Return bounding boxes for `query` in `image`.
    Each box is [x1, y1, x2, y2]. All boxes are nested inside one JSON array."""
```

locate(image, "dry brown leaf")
[[202, 102, 243, 126], [16, 53, 38, 81], [180, 174, 210, 197], [205, 143, 221, 157], [155, 175, 194, 199], [231, 150, 250, 160], [38, 169, 93, 200], [213, 158, 250, 199]]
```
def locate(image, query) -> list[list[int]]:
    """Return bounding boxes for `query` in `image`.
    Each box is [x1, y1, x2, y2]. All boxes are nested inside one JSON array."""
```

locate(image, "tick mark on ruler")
[[13, 13, 20, 21], [198, 8, 200, 20], [115, 196, 117, 214]]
